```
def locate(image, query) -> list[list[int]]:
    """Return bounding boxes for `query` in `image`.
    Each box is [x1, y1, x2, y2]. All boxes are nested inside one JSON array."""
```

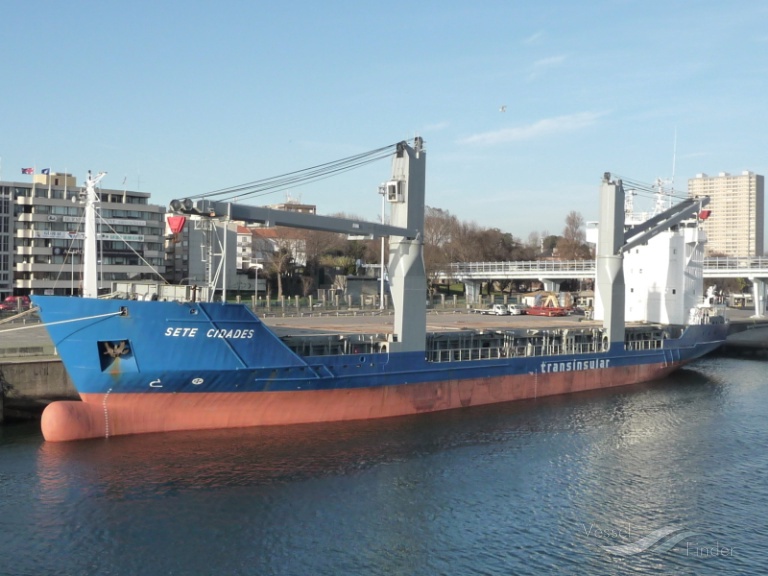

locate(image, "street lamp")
[[251, 264, 264, 310], [254, 266, 259, 308]]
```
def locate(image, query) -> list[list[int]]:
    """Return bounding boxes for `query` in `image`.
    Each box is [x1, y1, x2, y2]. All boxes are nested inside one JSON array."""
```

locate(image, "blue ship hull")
[[32, 296, 728, 441]]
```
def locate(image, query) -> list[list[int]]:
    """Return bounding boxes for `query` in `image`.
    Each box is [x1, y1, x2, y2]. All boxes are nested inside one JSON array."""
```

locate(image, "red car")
[[0, 295, 31, 311]]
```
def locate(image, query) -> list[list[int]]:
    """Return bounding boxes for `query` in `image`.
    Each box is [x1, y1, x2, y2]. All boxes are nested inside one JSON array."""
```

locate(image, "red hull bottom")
[[41, 362, 681, 442]]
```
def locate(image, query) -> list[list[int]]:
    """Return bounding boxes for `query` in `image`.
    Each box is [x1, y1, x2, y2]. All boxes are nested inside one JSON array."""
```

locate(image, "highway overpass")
[[445, 257, 768, 315]]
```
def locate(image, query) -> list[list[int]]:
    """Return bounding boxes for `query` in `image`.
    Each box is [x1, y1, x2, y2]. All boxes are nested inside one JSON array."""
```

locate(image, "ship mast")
[[82, 171, 106, 298]]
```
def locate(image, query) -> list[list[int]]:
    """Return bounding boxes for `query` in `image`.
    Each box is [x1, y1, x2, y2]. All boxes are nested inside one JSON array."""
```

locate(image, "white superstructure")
[[588, 178, 709, 326], [619, 222, 707, 325]]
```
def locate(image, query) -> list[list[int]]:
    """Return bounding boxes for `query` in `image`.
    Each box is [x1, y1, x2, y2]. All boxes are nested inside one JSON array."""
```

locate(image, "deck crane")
[[170, 139, 428, 354]]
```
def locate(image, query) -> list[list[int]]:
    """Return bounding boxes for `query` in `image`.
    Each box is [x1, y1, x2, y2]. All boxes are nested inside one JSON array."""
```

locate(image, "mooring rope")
[[0, 311, 124, 333]]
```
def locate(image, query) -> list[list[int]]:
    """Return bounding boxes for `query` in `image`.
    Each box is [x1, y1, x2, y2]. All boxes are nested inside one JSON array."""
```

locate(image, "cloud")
[[522, 31, 544, 45], [460, 111, 607, 146], [527, 54, 568, 81], [532, 54, 567, 70]]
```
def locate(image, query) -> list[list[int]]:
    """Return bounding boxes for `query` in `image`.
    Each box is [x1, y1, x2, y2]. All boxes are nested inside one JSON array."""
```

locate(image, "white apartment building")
[[688, 171, 764, 257], [7, 172, 166, 296]]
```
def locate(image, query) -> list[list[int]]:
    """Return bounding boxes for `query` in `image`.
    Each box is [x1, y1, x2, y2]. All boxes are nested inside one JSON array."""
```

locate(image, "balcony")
[[15, 247, 51, 256], [14, 263, 63, 273]]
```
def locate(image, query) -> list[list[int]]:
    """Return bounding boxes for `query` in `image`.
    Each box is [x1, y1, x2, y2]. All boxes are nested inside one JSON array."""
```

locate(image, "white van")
[[507, 304, 528, 315]]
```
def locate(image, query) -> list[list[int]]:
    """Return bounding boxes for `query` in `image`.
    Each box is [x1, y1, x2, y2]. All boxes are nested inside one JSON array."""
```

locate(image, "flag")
[[167, 215, 187, 235], [42, 168, 50, 175], [21, 167, 34, 174]]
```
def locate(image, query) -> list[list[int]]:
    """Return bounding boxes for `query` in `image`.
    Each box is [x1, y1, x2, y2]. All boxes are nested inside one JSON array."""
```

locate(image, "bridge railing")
[[450, 260, 596, 275], [704, 257, 768, 270], [446, 257, 768, 278]]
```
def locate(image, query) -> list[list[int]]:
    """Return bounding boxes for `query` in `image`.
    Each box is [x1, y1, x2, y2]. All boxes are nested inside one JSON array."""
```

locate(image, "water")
[[2, 355, 767, 575]]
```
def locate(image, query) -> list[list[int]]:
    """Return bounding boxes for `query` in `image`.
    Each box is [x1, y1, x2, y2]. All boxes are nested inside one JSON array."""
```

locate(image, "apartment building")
[[0, 187, 11, 299], [688, 171, 764, 257], [6, 172, 166, 296]]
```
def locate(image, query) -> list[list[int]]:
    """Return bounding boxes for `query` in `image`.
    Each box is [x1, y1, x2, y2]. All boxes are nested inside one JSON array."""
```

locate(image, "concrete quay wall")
[[0, 359, 77, 422]]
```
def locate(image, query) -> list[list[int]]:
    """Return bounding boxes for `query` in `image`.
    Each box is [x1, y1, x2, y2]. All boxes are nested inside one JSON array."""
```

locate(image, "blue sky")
[[3, 0, 767, 240]]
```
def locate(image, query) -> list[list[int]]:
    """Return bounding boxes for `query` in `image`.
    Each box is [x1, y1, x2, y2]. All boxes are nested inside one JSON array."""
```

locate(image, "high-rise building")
[[5, 172, 166, 296], [688, 171, 764, 257]]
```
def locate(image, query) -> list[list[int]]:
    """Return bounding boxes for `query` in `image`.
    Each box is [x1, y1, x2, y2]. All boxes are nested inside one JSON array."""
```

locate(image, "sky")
[[3, 0, 768, 240]]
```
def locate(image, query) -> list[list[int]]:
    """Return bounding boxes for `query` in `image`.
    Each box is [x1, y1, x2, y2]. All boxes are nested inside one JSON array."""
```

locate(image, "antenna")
[[624, 188, 636, 215]]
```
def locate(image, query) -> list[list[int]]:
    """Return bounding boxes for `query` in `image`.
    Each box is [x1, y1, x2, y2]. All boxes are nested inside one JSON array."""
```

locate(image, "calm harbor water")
[[1, 354, 767, 575]]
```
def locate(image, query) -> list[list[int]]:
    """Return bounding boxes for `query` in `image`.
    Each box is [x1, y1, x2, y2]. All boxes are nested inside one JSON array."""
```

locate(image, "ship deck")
[[264, 310, 684, 360], [263, 309, 601, 338]]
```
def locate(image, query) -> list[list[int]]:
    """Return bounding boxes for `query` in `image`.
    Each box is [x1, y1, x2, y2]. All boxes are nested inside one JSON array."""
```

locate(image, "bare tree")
[[301, 275, 315, 297], [527, 231, 541, 253], [448, 219, 483, 263], [423, 206, 458, 292], [424, 206, 455, 248], [526, 230, 551, 257], [556, 211, 591, 260]]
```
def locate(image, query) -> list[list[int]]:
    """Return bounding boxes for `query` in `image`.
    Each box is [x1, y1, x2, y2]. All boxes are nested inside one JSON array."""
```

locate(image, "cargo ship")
[[32, 140, 728, 441]]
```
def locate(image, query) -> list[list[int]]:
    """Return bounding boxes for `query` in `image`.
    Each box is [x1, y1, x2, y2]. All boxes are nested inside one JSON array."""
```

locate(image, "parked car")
[[507, 304, 528, 315], [0, 295, 31, 311], [490, 303, 510, 315], [473, 303, 510, 315]]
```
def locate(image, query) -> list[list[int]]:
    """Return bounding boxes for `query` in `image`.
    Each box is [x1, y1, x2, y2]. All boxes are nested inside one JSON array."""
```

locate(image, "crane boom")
[[170, 199, 416, 239]]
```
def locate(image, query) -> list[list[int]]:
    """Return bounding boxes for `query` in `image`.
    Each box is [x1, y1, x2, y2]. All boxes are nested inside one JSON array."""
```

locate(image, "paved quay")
[[1, 306, 765, 359], [263, 306, 768, 342], [263, 308, 598, 336]]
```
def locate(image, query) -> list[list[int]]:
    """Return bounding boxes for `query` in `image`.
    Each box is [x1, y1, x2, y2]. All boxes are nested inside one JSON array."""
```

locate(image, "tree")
[[301, 275, 315, 297], [527, 231, 541, 254], [424, 206, 455, 248], [423, 206, 458, 293], [300, 228, 345, 279], [555, 211, 591, 260], [542, 234, 560, 256], [255, 227, 299, 299], [268, 245, 294, 299], [294, 211, 381, 291], [448, 219, 483, 263]]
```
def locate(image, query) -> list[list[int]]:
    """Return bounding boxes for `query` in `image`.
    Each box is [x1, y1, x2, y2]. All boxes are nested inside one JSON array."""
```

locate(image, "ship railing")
[[426, 341, 604, 362], [427, 346, 508, 362], [624, 339, 663, 351], [570, 342, 600, 354]]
